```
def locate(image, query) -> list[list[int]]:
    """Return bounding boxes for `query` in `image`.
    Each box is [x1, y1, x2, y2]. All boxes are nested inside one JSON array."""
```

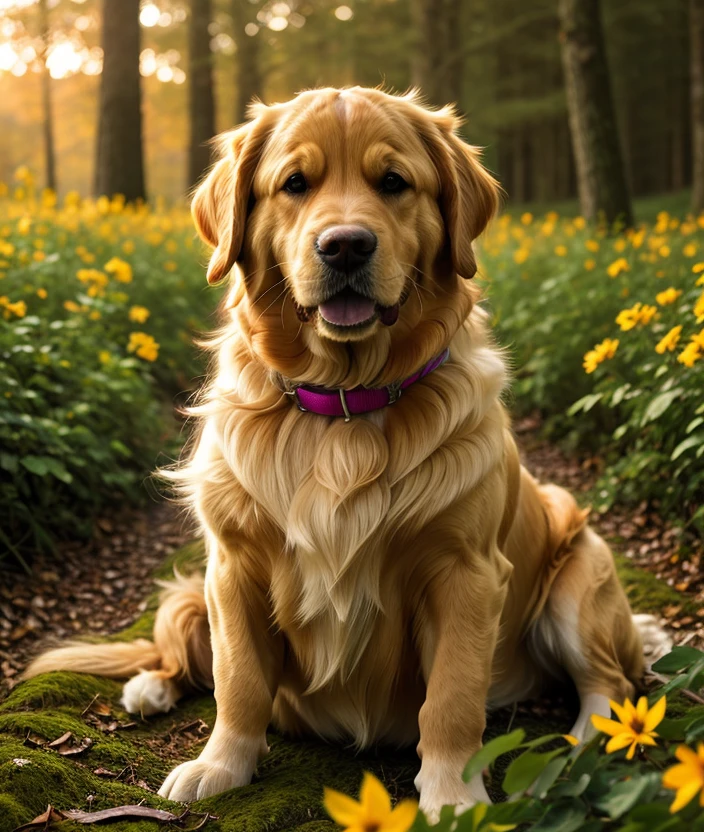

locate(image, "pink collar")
[[280, 349, 450, 421]]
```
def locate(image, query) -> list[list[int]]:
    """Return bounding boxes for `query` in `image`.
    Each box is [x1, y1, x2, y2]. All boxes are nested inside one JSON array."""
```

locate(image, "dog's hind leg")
[[530, 523, 661, 743], [122, 573, 213, 716]]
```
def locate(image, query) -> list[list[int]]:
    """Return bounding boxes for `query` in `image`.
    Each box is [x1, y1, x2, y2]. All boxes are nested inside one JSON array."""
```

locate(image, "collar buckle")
[[386, 381, 403, 405]]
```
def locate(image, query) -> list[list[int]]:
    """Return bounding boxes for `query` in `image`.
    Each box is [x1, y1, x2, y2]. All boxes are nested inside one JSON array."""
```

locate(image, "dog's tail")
[[24, 572, 213, 716]]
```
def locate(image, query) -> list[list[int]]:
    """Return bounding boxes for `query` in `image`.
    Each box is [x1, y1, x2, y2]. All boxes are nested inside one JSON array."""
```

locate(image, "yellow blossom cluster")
[[583, 337, 619, 374], [616, 303, 657, 331], [127, 331, 159, 362]]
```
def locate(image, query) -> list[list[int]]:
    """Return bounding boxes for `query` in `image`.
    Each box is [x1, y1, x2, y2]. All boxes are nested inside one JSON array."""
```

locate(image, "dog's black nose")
[[316, 225, 377, 272]]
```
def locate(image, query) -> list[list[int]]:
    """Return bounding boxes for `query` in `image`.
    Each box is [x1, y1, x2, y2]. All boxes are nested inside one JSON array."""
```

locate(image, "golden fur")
[[28, 87, 652, 816]]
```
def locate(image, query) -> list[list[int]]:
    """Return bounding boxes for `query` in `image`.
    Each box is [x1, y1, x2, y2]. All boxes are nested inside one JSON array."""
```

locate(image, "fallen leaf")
[[11, 805, 68, 832], [57, 736, 93, 756], [12, 758, 30, 767], [63, 805, 182, 823], [92, 766, 117, 778], [47, 731, 73, 748]]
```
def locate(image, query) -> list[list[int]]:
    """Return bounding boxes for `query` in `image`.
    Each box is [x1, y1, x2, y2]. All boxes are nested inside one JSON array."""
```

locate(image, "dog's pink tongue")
[[319, 292, 375, 326]]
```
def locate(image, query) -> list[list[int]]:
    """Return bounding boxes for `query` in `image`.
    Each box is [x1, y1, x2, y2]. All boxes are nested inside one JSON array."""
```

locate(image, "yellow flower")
[[520, 212, 533, 225], [104, 256, 133, 283], [584, 259, 596, 271], [129, 305, 150, 323], [693, 262, 704, 274], [2, 299, 27, 318], [663, 744, 704, 813], [678, 342, 702, 368], [659, 245, 671, 258], [684, 243, 698, 258], [583, 337, 619, 374], [614, 238, 627, 252], [32, 251, 45, 262], [324, 772, 417, 832], [37, 288, 47, 299], [64, 300, 81, 313], [14, 165, 32, 183], [554, 245, 568, 257], [122, 240, 136, 254], [89, 310, 101, 320], [655, 325, 683, 354], [573, 216, 586, 230], [616, 303, 656, 331], [695, 292, 704, 322], [586, 239, 600, 252], [127, 331, 159, 362], [99, 350, 112, 364], [656, 288, 682, 306], [17, 216, 31, 235], [591, 695, 666, 760], [513, 248, 529, 265], [607, 257, 630, 278], [0, 241, 15, 257], [164, 260, 178, 272]]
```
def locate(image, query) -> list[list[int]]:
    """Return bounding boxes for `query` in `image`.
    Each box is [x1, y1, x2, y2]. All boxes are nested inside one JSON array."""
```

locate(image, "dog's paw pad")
[[121, 671, 178, 716], [633, 614, 673, 666]]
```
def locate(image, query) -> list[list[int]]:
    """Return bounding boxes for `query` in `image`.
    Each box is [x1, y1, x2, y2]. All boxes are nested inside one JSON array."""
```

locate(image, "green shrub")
[[483, 209, 704, 531], [0, 183, 220, 565]]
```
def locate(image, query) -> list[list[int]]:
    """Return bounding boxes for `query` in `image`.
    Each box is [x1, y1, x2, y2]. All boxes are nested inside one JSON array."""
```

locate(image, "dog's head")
[[193, 88, 499, 376]]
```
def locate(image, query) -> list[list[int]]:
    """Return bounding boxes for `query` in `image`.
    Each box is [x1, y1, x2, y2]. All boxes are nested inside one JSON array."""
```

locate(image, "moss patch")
[[0, 541, 696, 832]]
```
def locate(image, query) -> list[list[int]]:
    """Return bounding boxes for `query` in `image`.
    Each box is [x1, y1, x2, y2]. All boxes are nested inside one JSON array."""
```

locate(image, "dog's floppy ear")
[[411, 102, 501, 279], [191, 107, 274, 285]]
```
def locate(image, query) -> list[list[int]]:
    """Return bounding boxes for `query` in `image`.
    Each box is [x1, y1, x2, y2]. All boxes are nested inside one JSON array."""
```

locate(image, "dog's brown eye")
[[380, 172, 409, 195], [283, 173, 308, 195]]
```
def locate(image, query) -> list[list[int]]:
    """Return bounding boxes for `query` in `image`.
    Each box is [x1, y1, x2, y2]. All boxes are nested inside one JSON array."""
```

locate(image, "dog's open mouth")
[[315, 288, 400, 329]]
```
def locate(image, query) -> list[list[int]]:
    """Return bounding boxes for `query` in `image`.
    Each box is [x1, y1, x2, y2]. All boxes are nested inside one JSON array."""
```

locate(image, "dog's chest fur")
[[199, 326, 507, 701]]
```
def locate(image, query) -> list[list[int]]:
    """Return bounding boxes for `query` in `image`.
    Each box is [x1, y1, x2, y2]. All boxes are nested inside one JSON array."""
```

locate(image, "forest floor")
[[2, 424, 704, 831]]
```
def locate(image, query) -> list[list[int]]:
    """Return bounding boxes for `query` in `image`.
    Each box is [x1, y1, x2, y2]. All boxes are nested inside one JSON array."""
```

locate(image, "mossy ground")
[[0, 542, 695, 832]]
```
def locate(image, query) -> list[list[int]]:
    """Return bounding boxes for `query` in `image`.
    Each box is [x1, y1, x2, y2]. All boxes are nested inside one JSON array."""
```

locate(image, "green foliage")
[[483, 208, 704, 530], [0, 187, 220, 565], [411, 648, 704, 831]]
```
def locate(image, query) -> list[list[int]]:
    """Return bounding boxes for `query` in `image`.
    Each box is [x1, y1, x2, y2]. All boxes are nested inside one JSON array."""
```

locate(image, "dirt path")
[[0, 503, 191, 695]]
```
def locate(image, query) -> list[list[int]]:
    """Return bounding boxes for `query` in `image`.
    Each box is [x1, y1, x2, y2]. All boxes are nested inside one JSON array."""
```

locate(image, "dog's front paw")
[[416, 760, 491, 823], [158, 758, 251, 802]]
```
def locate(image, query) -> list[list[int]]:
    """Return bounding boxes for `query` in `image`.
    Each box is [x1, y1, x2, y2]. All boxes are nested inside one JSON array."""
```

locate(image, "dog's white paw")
[[158, 758, 251, 802], [416, 761, 490, 824], [633, 614, 673, 667], [121, 671, 179, 717]]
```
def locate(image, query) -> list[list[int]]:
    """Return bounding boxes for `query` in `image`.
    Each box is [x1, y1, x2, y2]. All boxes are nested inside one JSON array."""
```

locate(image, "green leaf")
[[530, 755, 569, 799], [652, 646, 704, 674], [0, 452, 18, 474], [568, 393, 603, 416], [671, 435, 703, 460], [462, 729, 525, 783], [641, 389, 682, 425], [687, 417, 704, 434], [593, 773, 661, 820], [530, 801, 587, 832], [20, 455, 51, 476], [502, 747, 566, 795]]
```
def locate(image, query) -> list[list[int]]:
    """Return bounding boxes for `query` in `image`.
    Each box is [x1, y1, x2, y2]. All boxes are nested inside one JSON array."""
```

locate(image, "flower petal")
[[676, 745, 701, 767], [592, 714, 629, 737], [360, 772, 391, 821], [605, 733, 636, 754], [324, 788, 363, 827], [635, 696, 649, 724], [663, 763, 694, 790], [562, 734, 580, 747], [669, 782, 702, 814], [384, 800, 418, 832], [609, 699, 632, 726], [636, 733, 657, 748], [625, 740, 638, 760], [644, 696, 667, 732]]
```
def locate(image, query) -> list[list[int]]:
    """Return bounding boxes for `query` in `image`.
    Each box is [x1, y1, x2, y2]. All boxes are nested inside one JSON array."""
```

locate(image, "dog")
[[26, 87, 671, 818]]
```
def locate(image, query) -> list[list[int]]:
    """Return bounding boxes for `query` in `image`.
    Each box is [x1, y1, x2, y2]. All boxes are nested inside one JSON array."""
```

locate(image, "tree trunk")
[[38, 0, 56, 192], [232, 0, 262, 125], [557, 0, 632, 225], [188, 0, 216, 188], [412, 0, 464, 107], [95, 0, 145, 201], [692, 0, 704, 212]]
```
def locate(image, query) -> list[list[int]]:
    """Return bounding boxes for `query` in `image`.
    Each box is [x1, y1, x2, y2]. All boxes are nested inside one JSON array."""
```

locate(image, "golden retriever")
[[27, 87, 669, 817]]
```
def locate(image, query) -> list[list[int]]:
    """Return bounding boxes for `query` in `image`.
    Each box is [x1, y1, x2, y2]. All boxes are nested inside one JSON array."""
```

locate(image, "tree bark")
[[557, 0, 633, 226], [232, 0, 262, 125], [38, 0, 56, 192], [412, 0, 463, 107], [95, 0, 145, 201], [692, 0, 704, 213], [188, 0, 216, 188]]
